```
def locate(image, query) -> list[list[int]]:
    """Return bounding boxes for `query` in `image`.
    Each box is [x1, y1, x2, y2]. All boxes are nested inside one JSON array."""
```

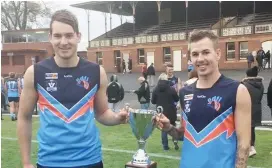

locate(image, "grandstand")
[[72, 1, 272, 73]]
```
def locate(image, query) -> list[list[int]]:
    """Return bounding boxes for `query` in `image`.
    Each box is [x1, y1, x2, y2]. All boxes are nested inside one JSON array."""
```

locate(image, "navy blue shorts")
[[8, 97, 19, 103], [37, 161, 103, 168]]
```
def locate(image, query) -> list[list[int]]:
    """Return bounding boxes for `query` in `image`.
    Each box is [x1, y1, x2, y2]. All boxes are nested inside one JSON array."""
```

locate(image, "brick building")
[[72, 1, 272, 73], [1, 28, 88, 76], [1, 28, 53, 76]]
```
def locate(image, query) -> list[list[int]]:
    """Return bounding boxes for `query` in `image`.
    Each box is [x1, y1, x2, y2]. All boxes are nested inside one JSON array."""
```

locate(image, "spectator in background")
[[268, 78, 272, 117], [122, 59, 126, 74], [5, 72, 20, 121], [166, 64, 179, 93], [241, 66, 264, 157], [147, 63, 155, 87], [151, 73, 179, 150], [142, 62, 148, 80], [247, 51, 254, 69], [187, 59, 194, 72], [128, 57, 132, 73], [264, 50, 270, 69], [183, 68, 198, 87], [133, 76, 150, 109], [257, 47, 265, 71], [106, 74, 124, 112], [1, 76, 6, 120]]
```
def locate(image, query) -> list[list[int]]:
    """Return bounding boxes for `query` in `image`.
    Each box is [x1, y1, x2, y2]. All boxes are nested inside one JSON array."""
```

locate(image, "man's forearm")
[[17, 117, 32, 165], [166, 125, 184, 140], [235, 144, 250, 168], [96, 109, 121, 126]]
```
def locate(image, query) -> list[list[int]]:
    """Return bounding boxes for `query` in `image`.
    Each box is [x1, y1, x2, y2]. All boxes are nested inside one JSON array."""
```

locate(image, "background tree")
[[1, 1, 52, 30]]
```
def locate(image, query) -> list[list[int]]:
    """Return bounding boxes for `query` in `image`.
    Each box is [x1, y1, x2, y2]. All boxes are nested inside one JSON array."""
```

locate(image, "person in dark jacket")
[[247, 52, 254, 69], [147, 63, 155, 87], [264, 50, 270, 69], [133, 77, 150, 109], [152, 73, 179, 151], [106, 74, 124, 112], [128, 58, 132, 73], [122, 59, 126, 74], [268, 78, 272, 117], [241, 66, 264, 157]]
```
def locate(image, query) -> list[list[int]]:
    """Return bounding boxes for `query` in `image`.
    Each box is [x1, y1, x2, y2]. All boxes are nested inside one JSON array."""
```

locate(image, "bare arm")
[[17, 66, 38, 166], [94, 66, 126, 126], [235, 84, 251, 168]]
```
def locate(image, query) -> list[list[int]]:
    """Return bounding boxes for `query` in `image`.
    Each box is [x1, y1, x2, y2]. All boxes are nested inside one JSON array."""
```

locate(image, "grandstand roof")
[[70, 1, 133, 16]]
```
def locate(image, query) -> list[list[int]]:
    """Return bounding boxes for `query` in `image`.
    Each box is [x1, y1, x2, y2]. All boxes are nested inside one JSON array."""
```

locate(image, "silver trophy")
[[125, 103, 163, 168]]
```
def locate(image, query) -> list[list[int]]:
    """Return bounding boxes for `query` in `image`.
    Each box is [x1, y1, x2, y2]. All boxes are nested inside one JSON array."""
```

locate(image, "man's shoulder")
[[179, 85, 194, 96]]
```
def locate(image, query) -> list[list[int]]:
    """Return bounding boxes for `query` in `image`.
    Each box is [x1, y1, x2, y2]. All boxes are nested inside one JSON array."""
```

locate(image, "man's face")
[[190, 37, 221, 77], [49, 21, 81, 60], [166, 67, 173, 77]]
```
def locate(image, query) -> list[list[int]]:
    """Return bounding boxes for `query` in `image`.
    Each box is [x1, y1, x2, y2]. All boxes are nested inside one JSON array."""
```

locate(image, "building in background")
[[1, 28, 53, 76], [72, 1, 272, 73], [1, 28, 87, 76]]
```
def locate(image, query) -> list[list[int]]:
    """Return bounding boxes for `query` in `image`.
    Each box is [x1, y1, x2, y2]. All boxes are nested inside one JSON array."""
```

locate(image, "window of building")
[[114, 50, 121, 66], [226, 42, 235, 60], [239, 41, 248, 60], [1, 56, 9, 65], [163, 47, 171, 63], [138, 48, 145, 64], [3, 34, 12, 43], [12, 55, 25, 65], [96, 52, 103, 65], [3, 31, 49, 43]]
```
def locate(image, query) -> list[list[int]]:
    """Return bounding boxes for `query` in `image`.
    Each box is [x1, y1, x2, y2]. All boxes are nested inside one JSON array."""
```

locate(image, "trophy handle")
[[156, 106, 163, 114], [125, 103, 130, 111]]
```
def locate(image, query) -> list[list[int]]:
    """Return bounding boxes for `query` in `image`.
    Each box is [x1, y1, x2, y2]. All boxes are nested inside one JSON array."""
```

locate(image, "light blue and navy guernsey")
[[179, 75, 240, 168], [5, 78, 19, 98], [34, 56, 102, 167]]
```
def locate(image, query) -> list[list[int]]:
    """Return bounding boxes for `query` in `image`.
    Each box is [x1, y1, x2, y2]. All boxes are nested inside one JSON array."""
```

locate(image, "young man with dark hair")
[[155, 29, 251, 168], [17, 10, 129, 168]]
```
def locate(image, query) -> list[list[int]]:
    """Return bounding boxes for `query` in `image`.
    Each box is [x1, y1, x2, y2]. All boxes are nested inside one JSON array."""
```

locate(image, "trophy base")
[[125, 161, 157, 168]]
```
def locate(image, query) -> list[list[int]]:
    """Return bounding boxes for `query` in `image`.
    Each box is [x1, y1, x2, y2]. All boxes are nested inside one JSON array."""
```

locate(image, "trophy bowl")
[[125, 104, 163, 167]]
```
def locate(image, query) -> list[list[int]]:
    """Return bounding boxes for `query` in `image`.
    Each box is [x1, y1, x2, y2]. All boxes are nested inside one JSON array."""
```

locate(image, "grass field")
[[1, 115, 272, 168]]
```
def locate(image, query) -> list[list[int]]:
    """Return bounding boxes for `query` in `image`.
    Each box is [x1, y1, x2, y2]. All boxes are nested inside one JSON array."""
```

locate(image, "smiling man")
[[17, 10, 129, 168], [155, 30, 251, 168]]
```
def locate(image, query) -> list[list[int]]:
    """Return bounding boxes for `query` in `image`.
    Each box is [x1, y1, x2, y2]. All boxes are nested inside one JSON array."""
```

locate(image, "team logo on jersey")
[[207, 96, 222, 111], [45, 73, 58, 80], [184, 94, 194, 101], [76, 76, 90, 90], [184, 100, 191, 113], [46, 80, 57, 92]]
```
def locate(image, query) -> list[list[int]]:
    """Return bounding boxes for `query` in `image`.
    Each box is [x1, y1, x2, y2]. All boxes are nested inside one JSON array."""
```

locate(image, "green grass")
[[1, 116, 272, 168]]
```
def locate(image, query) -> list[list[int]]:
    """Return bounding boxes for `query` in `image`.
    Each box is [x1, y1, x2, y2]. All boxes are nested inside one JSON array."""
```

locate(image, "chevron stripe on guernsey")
[[182, 107, 235, 148], [37, 84, 97, 123]]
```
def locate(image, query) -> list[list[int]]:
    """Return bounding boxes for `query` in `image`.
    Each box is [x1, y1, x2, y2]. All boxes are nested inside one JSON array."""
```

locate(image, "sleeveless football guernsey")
[[34, 57, 102, 167], [179, 75, 240, 168]]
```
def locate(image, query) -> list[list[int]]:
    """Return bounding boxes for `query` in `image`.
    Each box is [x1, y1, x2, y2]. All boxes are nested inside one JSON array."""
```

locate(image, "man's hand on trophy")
[[117, 108, 130, 124], [153, 113, 171, 132]]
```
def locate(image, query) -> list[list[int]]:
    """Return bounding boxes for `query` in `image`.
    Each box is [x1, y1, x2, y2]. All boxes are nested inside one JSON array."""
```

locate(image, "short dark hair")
[[166, 63, 173, 68], [188, 29, 219, 51], [50, 10, 79, 34]]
